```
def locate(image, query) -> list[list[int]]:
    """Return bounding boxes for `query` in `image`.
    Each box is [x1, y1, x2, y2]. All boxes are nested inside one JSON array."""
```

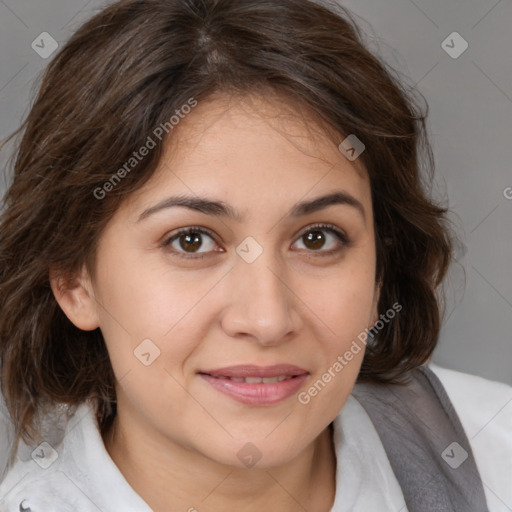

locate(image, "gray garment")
[[352, 365, 488, 512], [0, 395, 12, 484]]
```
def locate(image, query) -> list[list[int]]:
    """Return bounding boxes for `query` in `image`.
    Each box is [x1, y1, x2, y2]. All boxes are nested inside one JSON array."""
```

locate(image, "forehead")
[[122, 93, 372, 221]]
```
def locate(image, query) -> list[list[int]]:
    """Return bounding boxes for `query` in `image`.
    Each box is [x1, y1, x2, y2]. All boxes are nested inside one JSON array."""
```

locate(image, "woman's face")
[[81, 94, 380, 468]]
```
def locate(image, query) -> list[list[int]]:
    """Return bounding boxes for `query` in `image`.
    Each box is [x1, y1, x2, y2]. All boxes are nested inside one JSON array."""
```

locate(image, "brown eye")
[[164, 227, 219, 257], [292, 224, 348, 254], [303, 230, 326, 250], [178, 232, 203, 252]]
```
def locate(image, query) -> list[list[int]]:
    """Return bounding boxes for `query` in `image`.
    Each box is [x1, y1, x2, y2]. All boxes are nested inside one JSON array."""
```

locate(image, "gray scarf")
[[352, 365, 488, 511]]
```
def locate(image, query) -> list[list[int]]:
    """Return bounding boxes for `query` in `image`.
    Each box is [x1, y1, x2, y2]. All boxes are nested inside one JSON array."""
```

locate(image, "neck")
[[103, 411, 336, 512]]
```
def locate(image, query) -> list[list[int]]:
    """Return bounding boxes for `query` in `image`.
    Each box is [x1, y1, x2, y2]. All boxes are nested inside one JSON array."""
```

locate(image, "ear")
[[49, 265, 100, 331]]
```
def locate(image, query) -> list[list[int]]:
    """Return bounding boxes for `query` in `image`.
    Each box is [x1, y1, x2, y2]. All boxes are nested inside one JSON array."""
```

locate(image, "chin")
[[201, 435, 309, 471]]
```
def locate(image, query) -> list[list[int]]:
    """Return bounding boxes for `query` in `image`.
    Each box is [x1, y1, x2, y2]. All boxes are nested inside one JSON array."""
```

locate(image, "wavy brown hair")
[[0, 0, 452, 461]]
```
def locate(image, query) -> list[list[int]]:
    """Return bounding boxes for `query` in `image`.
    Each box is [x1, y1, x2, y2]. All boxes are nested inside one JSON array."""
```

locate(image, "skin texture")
[[51, 93, 380, 512]]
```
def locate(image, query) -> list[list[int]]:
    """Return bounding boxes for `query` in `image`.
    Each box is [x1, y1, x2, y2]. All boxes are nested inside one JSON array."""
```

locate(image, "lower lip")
[[199, 374, 309, 405]]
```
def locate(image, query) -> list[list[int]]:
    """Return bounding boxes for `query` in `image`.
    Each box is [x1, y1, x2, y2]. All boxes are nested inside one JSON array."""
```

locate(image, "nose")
[[220, 249, 303, 347]]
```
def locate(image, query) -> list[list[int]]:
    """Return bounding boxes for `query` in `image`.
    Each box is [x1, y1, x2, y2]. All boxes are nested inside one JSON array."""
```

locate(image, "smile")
[[198, 371, 309, 406]]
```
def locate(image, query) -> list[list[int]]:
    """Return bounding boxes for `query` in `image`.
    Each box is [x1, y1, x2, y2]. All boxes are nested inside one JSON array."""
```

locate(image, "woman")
[[0, 0, 510, 511]]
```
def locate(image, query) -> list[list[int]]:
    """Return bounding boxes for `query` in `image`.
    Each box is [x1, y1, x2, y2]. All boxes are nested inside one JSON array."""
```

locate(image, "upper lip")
[[199, 364, 309, 378]]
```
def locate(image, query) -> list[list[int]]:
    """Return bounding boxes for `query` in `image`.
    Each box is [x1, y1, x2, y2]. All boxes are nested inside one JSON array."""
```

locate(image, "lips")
[[198, 364, 310, 405]]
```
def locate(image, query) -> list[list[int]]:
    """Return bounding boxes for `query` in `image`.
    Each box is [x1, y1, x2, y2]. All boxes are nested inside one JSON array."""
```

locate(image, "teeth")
[[223, 375, 294, 383]]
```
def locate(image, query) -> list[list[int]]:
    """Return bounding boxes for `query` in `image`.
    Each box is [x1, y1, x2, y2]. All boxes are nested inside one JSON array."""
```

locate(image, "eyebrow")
[[137, 191, 366, 224]]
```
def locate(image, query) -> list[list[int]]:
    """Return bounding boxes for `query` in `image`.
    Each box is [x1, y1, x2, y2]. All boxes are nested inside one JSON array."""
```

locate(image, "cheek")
[[94, 245, 197, 335], [295, 267, 375, 416], [93, 250, 218, 377], [301, 260, 377, 343]]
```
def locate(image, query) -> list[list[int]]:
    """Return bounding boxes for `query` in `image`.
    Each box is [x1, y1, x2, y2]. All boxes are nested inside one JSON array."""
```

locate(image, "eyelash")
[[162, 223, 350, 260]]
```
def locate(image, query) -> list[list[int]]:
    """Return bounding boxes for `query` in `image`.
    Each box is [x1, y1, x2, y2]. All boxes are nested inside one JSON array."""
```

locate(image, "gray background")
[[0, 0, 511, 385]]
